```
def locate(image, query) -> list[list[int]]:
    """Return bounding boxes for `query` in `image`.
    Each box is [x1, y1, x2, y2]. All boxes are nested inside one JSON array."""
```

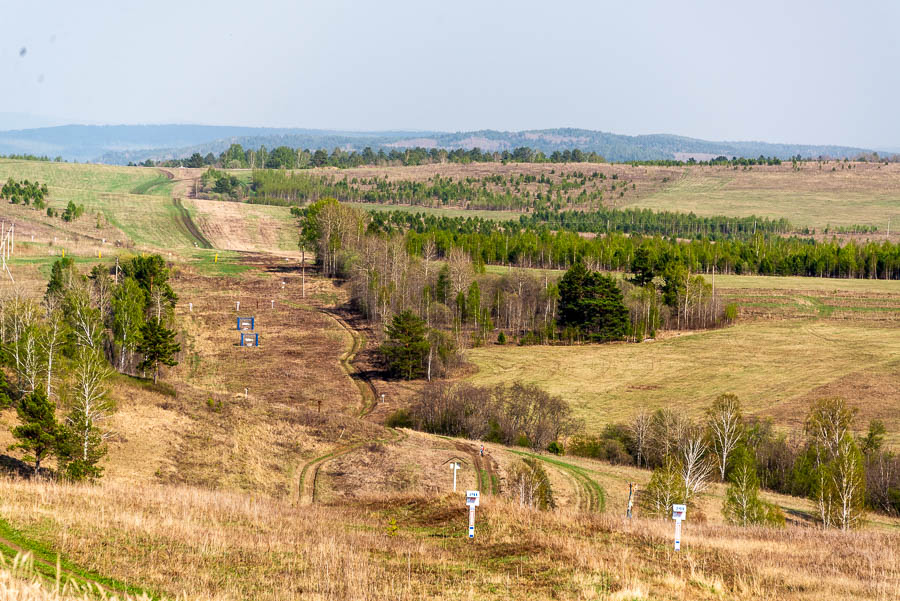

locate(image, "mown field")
[[468, 314, 900, 441], [0, 159, 300, 258], [628, 162, 900, 231]]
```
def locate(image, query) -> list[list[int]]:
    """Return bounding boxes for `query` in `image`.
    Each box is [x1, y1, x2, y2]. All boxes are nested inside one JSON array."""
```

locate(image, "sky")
[[3, 0, 899, 149]]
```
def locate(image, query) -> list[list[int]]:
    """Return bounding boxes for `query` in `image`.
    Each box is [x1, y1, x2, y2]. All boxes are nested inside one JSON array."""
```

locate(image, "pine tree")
[[136, 319, 181, 384], [558, 261, 629, 342], [380, 310, 429, 380], [9, 391, 60, 475]]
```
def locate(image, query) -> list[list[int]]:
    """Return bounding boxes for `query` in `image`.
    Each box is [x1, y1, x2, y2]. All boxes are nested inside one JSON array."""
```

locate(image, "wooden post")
[[626, 482, 634, 519]]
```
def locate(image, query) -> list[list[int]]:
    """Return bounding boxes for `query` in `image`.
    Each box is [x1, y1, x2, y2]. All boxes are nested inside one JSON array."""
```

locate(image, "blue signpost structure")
[[237, 316, 259, 346]]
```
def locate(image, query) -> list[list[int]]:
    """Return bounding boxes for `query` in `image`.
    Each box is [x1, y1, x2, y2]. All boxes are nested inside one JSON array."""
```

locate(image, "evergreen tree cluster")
[[1, 177, 49, 208]]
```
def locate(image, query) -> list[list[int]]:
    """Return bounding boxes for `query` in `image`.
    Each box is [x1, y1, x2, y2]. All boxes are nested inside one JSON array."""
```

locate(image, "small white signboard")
[[671, 504, 687, 551], [466, 490, 480, 507]]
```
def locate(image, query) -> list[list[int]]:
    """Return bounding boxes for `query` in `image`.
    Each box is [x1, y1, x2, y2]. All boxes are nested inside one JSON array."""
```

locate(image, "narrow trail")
[[295, 303, 400, 505], [452, 441, 500, 495], [172, 198, 213, 249], [156, 167, 201, 199], [318, 308, 378, 416]]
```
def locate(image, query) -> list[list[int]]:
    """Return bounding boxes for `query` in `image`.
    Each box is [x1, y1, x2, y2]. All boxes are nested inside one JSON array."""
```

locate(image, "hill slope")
[[0, 124, 873, 164]]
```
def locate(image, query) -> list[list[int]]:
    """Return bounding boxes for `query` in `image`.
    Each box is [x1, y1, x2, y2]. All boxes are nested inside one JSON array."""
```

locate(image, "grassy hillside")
[[468, 320, 900, 438], [629, 162, 900, 231], [0, 159, 299, 256], [1, 474, 897, 601]]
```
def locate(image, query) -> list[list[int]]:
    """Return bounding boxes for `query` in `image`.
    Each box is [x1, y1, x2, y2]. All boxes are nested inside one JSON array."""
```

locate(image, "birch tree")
[[64, 282, 103, 351], [830, 434, 866, 530], [707, 393, 744, 481], [680, 429, 714, 503], [40, 298, 67, 400], [60, 349, 114, 481], [629, 409, 651, 468]]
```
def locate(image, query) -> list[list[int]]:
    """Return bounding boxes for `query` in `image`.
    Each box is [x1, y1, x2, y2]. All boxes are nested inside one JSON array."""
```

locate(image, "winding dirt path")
[[296, 305, 397, 505], [452, 441, 500, 495]]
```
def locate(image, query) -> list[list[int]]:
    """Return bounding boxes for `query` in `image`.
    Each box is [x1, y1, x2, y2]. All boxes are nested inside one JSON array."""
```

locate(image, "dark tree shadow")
[[0, 454, 35, 478]]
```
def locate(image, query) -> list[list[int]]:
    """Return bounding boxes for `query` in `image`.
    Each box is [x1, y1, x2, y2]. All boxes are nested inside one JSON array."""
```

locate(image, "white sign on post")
[[672, 504, 687, 551], [450, 462, 461, 492], [466, 490, 480, 539]]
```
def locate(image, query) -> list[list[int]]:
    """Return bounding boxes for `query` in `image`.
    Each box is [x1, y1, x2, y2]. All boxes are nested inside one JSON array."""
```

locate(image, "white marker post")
[[236, 301, 240, 311], [189, 302, 193, 312], [271, 300, 275, 309], [466, 490, 480, 539], [672, 504, 686, 551], [450, 461, 461, 492]]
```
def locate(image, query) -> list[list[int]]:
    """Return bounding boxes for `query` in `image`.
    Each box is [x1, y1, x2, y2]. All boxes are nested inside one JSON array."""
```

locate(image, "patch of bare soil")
[[317, 430, 485, 501]]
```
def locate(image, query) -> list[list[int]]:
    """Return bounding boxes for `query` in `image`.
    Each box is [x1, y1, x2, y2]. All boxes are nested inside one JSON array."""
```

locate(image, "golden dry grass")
[[1, 476, 898, 601]]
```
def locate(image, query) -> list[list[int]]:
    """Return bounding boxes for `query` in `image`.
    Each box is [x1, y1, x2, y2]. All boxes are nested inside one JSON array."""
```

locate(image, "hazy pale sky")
[[3, 0, 899, 148]]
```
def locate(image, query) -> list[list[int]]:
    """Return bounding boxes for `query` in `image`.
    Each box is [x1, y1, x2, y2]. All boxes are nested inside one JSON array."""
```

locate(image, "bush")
[[385, 408, 414, 428], [725, 303, 738, 322], [568, 435, 632, 464], [508, 458, 555, 510], [497, 331, 507, 345], [547, 441, 563, 455]]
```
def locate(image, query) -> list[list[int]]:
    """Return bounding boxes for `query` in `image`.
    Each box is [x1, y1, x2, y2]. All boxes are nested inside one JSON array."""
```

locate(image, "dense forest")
[[247, 169, 625, 211], [361, 210, 899, 280]]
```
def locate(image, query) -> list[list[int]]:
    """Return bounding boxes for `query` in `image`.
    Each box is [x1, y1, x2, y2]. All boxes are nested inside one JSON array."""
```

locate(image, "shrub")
[[385, 409, 414, 428]]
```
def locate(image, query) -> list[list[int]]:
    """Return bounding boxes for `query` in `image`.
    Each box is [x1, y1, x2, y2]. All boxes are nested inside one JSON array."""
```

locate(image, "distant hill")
[[0, 124, 873, 163]]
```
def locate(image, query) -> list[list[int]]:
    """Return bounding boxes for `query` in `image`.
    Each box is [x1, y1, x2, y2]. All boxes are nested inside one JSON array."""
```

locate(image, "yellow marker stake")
[[215, 253, 218, 263], [98, 250, 102, 259], [62, 249, 65, 258]]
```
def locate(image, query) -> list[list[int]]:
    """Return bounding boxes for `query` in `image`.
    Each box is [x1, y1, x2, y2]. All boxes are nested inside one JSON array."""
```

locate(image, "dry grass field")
[[0, 476, 898, 601], [304, 160, 900, 235]]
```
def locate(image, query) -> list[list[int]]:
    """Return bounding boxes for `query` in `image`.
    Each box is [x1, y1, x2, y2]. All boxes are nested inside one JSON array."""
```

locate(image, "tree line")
[[3, 254, 181, 481], [393, 221, 900, 280], [244, 168, 635, 212], [145, 144, 608, 170], [371, 208, 795, 243]]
